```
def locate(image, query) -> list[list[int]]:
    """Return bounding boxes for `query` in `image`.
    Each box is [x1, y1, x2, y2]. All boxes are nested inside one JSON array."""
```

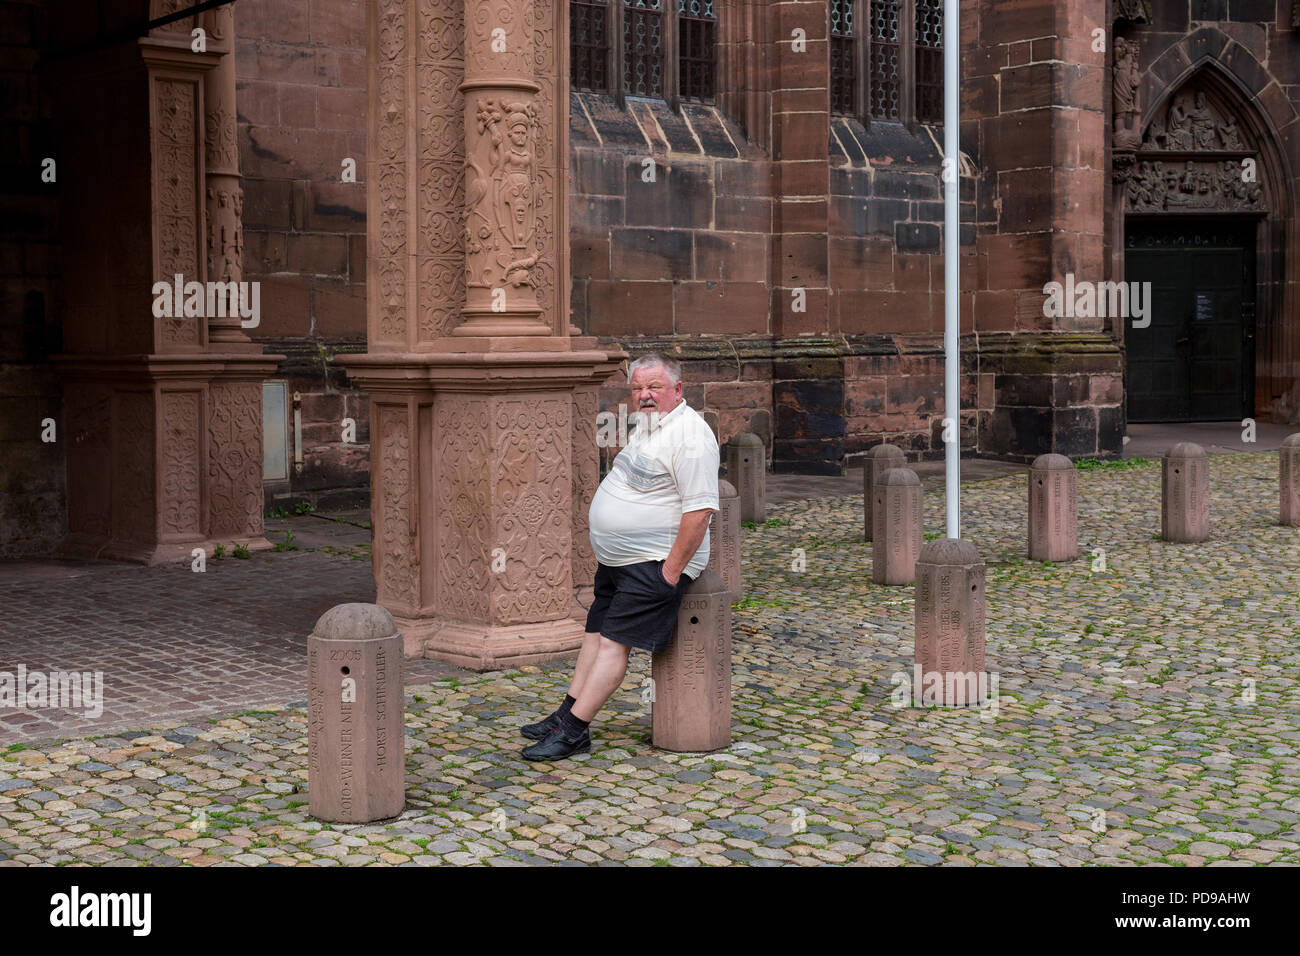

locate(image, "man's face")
[[629, 365, 683, 416]]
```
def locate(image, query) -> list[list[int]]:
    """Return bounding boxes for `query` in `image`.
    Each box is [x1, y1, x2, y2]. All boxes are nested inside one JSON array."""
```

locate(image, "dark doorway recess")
[[1124, 219, 1257, 423]]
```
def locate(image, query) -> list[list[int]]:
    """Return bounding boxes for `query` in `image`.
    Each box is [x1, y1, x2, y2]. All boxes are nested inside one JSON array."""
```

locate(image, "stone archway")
[[1112, 42, 1297, 424]]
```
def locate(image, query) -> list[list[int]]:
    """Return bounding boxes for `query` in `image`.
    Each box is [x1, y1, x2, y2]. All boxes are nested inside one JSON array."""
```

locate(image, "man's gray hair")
[[627, 352, 682, 385]]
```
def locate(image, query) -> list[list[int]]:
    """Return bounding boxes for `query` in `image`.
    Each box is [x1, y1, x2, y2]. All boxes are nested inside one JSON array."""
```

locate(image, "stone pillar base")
[[56, 532, 274, 566], [399, 614, 589, 671]]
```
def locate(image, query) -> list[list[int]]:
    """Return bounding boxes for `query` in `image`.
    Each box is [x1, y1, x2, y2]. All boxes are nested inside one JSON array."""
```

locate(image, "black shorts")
[[585, 560, 694, 653]]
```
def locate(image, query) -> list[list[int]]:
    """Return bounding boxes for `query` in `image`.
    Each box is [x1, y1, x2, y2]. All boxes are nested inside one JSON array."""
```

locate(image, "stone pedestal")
[[308, 604, 405, 823], [871, 467, 922, 586], [340, 0, 622, 669], [1162, 442, 1209, 542], [1028, 453, 1078, 561], [727, 432, 766, 523], [706, 479, 741, 599], [1281, 434, 1300, 527], [863, 443, 905, 541], [652, 568, 731, 753], [914, 539, 987, 707]]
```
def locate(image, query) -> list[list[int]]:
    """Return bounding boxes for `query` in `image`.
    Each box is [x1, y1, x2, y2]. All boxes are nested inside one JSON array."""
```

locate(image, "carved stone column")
[[51, 3, 279, 564], [342, 0, 622, 669], [203, 3, 251, 347]]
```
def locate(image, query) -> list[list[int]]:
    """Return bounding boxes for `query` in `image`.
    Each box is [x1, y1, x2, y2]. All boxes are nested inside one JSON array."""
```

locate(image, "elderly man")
[[521, 353, 720, 760]]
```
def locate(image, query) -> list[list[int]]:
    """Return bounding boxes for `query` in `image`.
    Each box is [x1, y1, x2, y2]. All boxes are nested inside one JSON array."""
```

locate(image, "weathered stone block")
[[914, 538, 987, 707], [1028, 453, 1078, 561], [872, 467, 922, 586], [652, 568, 731, 753], [863, 442, 905, 541], [1162, 442, 1209, 543], [1280, 434, 1300, 527], [308, 603, 404, 823], [706, 479, 741, 598], [727, 432, 766, 523]]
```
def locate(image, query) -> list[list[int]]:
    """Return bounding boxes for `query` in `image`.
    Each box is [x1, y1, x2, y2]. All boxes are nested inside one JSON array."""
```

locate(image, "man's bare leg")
[[571, 635, 631, 722], [566, 631, 604, 702]]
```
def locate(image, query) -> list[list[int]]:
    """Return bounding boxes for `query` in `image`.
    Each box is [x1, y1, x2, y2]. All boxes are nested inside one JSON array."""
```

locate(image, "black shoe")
[[521, 726, 591, 761], [520, 712, 560, 740]]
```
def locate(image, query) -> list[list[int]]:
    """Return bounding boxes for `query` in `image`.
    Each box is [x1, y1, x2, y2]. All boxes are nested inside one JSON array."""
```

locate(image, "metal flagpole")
[[943, 0, 961, 540]]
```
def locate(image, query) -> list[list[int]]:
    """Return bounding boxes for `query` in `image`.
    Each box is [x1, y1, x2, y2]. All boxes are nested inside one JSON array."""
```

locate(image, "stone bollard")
[[308, 603, 405, 823], [726, 432, 766, 523], [863, 443, 906, 541], [1281, 434, 1300, 527], [706, 479, 741, 599], [1162, 442, 1209, 542], [871, 467, 922, 586], [652, 567, 731, 753], [914, 539, 987, 707], [1028, 453, 1078, 562]]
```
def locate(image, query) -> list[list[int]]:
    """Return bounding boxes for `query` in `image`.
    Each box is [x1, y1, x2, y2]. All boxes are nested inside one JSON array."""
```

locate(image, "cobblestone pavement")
[[2, 452, 1298, 866]]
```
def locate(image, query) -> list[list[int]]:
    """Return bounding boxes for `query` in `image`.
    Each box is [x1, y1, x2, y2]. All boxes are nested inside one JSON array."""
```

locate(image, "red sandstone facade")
[[2, 0, 1299, 560]]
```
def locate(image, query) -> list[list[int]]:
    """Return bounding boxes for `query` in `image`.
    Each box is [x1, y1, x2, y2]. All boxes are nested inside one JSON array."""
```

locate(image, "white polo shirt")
[[588, 400, 721, 579]]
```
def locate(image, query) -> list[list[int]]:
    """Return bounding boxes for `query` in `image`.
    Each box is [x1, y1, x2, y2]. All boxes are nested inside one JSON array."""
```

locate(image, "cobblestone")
[[1, 454, 1297, 865]]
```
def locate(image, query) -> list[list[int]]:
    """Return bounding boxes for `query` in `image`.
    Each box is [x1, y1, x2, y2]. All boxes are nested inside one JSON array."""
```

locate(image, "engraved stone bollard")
[[872, 467, 922, 586], [1281, 434, 1300, 527], [652, 567, 731, 753], [726, 432, 766, 524], [1162, 442, 1209, 543], [1028, 453, 1078, 562], [863, 443, 906, 541], [706, 479, 741, 599], [308, 603, 404, 823], [914, 539, 987, 707]]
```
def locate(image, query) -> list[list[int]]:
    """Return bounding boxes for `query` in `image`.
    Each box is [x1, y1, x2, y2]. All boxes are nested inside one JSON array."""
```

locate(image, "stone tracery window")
[[570, 0, 716, 107], [830, 0, 945, 127]]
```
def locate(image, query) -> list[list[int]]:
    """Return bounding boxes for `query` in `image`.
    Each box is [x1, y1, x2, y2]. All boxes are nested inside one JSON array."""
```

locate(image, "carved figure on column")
[[466, 97, 541, 302], [1112, 36, 1141, 150]]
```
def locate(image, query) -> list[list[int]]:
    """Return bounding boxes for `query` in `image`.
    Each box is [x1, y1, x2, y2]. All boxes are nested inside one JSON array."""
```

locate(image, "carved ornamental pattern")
[[161, 392, 203, 537], [1114, 0, 1152, 23], [153, 79, 202, 349], [1124, 85, 1264, 214], [570, 386, 600, 584], [465, 98, 542, 302], [378, 407, 415, 602], [435, 398, 492, 620], [373, 0, 410, 344], [208, 384, 264, 538], [491, 397, 572, 624]]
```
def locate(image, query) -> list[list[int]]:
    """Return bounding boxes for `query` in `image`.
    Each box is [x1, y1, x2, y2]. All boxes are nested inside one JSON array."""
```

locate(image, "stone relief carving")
[[1112, 36, 1141, 150], [466, 0, 533, 78], [208, 384, 264, 538], [492, 397, 572, 624], [436, 399, 491, 620], [570, 386, 600, 584], [465, 98, 541, 294], [1126, 159, 1264, 213], [1114, 0, 1152, 23], [1143, 90, 1245, 152], [161, 392, 202, 536], [1122, 85, 1261, 211], [379, 407, 414, 602], [154, 79, 200, 349], [205, 186, 243, 283]]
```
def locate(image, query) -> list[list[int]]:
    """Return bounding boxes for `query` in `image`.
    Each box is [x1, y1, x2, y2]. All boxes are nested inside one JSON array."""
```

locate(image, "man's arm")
[[661, 508, 714, 586]]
